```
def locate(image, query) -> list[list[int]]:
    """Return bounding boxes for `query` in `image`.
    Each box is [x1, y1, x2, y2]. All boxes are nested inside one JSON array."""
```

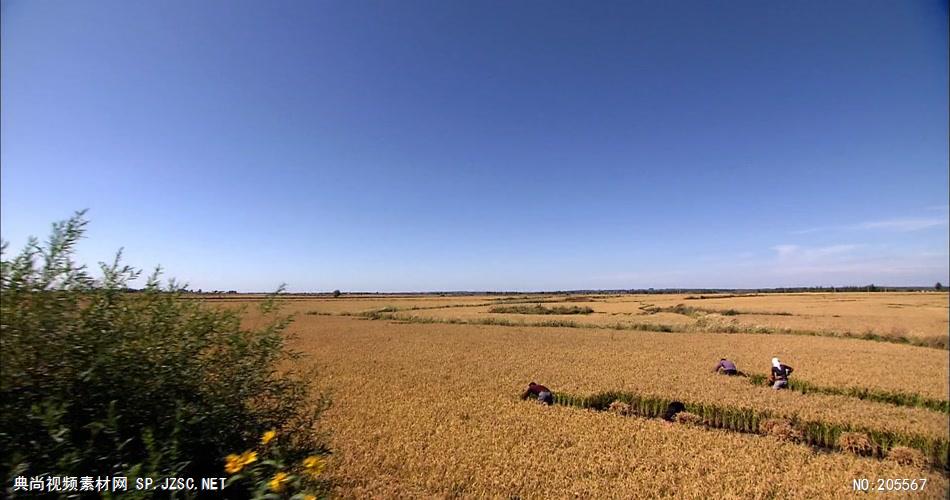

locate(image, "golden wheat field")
[[314, 292, 948, 346], [227, 292, 949, 498]]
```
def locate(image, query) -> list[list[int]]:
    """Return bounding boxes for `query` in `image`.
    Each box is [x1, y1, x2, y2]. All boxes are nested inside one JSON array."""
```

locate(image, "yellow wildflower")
[[268, 472, 289, 492], [224, 450, 258, 474], [261, 429, 277, 445], [224, 454, 243, 474], [302, 455, 326, 477]]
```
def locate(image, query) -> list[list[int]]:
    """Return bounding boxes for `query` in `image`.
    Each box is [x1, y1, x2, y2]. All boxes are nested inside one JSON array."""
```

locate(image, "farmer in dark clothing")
[[712, 358, 739, 376], [769, 357, 794, 389], [662, 401, 686, 421], [521, 382, 553, 405]]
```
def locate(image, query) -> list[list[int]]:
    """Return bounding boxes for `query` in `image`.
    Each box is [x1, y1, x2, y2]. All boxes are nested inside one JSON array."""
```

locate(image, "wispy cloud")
[[771, 244, 799, 257], [791, 226, 834, 235], [758, 243, 948, 286], [857, 218, 948, 231], [771, 243, 860, 260], [792, 217, 948, 234], [591, 244, 947, 288]]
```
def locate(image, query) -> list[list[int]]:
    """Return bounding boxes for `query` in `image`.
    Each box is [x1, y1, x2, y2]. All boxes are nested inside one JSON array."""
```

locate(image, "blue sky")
[[2, 1, 947, 291]]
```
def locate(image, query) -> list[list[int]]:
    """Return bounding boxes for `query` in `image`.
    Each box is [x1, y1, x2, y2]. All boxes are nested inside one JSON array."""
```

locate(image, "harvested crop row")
[[553, 390, 949, 469], [368, 309, 949, 350], [487, 304, 594, 315], [744, 374, 950, 413]]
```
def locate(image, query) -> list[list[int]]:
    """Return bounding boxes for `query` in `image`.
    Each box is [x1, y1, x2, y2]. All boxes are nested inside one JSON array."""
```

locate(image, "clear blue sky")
[[2, 1, 947, 291]]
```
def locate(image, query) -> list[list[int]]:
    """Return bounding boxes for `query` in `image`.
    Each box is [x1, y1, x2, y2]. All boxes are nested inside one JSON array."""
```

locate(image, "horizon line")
[[173, 285, 948, 295]]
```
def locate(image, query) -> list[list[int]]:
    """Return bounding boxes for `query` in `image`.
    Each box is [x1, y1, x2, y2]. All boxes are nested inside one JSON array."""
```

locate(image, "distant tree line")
[[117, 284, 947, 295]]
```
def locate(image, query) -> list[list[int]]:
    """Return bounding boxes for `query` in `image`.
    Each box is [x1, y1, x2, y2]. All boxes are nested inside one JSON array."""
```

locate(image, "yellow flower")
[[302, 495, 317, 500], [261, 429, 277, 445], [268, 472, 289, 492], [224, 450, 258, 474], [241, 450, 258, 466], [224, 454, 244, 474], [302, 455, 326, 477]]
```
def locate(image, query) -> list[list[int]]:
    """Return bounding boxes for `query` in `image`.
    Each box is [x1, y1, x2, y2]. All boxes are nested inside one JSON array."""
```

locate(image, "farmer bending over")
[[769, 357, 794, 389], [521, 382, 554, 405], [662, 401, 686, 421], [712, 358, 740, 376]]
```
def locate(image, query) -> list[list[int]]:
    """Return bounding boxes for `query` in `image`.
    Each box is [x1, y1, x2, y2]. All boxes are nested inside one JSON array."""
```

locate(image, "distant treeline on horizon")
[[131, 284, 946, 296]]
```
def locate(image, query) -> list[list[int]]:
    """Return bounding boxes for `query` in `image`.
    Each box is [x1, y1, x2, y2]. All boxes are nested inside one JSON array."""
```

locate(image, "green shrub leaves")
[[1, 212, 328, 495]]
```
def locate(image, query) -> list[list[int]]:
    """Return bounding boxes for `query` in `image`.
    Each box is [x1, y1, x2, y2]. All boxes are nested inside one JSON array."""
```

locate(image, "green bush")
[[0, 212, 329, 497]]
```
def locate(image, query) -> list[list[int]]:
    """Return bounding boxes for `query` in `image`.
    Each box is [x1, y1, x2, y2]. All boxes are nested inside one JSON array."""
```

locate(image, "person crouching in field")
[[521, 382, 554, 405], [769, 357, 794, 389], [662, 401, 686, 421], [712, 358, 742, 376]]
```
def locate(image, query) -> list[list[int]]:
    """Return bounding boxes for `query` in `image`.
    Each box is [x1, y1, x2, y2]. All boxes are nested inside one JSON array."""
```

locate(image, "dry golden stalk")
[[673, 412, 703, 426], [886, 446, 929, 467], [838, 432, 875, 456]]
